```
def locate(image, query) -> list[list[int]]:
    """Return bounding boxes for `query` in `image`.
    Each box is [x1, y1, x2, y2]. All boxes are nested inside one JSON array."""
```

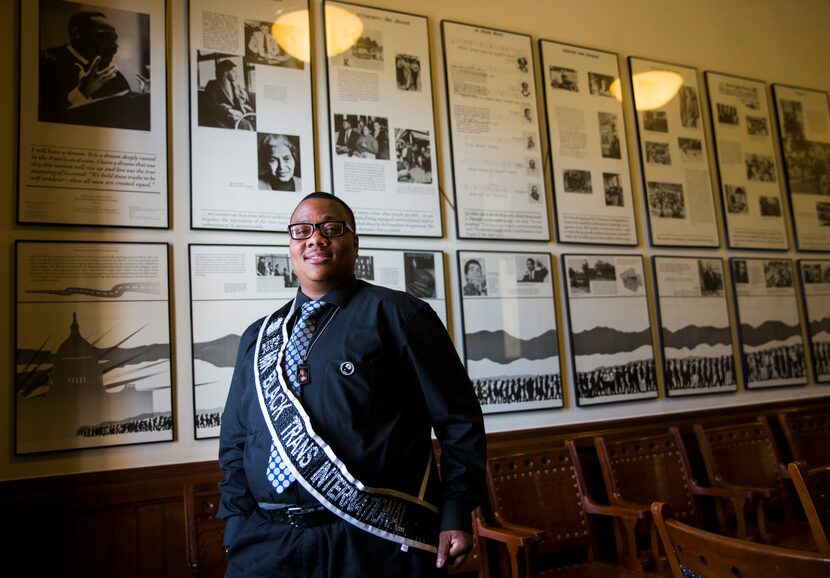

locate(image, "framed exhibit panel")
[[539, 40, 637, 246], [325, 1, 442, 237], [15, 241, 173, 454], [629, 57, 720, 247], [442, 21, 550, 240], [190, 0, 315, 231], [772, 84, 830, 251], [562, 254, 657, 406], [730, 258, 807, 389], [190, 244, 447, 439], [706, 72, 788, 250], [457, 251, 562, 413], [19, 0, 168, 228], [652, 256, 737, 396], [797, 259, 830, 383]]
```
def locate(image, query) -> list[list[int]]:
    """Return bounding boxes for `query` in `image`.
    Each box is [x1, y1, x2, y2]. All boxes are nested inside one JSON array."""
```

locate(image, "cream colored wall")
[[2, 0, 829, 481]]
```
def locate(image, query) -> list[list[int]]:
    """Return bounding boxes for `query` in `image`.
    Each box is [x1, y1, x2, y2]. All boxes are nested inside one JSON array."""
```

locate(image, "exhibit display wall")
[[2, 0, 830, 481]]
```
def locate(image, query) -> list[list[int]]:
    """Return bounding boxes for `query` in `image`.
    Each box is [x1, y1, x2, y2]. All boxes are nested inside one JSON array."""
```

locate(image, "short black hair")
[[68, 11, 108, 36], [293, 192, 357, 232]]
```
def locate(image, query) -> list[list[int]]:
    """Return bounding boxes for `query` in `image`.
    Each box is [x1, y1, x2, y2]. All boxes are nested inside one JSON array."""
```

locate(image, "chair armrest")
[[582, 494, 650, 520], [689, 481, 754, 500], [475, 515, 541, 546], [714, 481, 776, 499], [490, 512, 545, 541]]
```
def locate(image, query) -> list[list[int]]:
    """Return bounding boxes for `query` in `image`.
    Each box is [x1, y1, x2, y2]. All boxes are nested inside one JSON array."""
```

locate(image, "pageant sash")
[[254, 307, 440, 552]]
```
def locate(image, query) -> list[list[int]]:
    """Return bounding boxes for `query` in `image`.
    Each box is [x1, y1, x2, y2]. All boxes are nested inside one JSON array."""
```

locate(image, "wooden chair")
[[693, 417, 813, 549], [651, 501, 830, 578], [183, 483, 227, 578], [595, 428, 753, 551], [788, 461, 830, 556], [778, 411, 830, 467], [475, 439, 664, 577]]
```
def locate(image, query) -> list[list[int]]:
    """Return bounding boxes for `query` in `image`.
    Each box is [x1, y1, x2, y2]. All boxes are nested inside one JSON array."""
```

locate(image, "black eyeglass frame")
[[287, 220, 355, 240]]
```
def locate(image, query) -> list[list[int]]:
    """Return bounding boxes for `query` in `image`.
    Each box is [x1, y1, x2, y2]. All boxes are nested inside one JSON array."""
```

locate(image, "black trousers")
[[225, 509, 444, 578]]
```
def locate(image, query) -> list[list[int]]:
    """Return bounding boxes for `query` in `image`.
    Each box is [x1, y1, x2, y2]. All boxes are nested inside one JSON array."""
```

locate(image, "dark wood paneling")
[[2, 397, 830, 577]]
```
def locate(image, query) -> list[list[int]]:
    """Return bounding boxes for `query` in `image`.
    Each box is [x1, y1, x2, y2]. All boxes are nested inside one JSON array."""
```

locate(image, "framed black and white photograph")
[[326, 2, 442, 237], [562, 254, 658, 406], [540, 40, 637, 245], [653, 256, 737, 396], [443, 21, 550, 240], [730, 258, 807, 389], [18, 0, 168, 228], [457, 251, 562, 413], [190, 244, 447, 439], [189, 244, 298, 439], [705, 72, 788, 250], [190, 0, 315, 231], [16, 241, 173, 454], [797, 259, 830, 383], [772, 84, 830, 251], [629, 57, 720, 247]]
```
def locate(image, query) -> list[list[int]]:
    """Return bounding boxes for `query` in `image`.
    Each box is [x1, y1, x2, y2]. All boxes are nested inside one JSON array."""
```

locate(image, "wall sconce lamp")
[[271, 4, 363, 63]]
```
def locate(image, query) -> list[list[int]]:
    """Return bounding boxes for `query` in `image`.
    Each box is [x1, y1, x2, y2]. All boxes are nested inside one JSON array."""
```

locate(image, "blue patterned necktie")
[[266, 300, 326, 494]]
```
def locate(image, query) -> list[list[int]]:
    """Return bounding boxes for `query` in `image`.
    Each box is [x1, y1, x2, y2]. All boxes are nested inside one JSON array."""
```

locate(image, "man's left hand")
[[435, 530, 473, 569]]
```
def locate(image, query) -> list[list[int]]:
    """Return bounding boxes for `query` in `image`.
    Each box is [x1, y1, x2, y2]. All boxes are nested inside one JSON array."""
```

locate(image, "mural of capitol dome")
[[50, 312, 104, 390]]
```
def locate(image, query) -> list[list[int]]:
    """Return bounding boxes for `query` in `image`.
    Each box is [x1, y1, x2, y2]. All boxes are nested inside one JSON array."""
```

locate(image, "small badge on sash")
[[297, 363, 310, 385]]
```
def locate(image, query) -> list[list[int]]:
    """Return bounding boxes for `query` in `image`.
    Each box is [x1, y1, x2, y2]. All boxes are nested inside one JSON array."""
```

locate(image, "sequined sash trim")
[[253, 308, 440, 552]]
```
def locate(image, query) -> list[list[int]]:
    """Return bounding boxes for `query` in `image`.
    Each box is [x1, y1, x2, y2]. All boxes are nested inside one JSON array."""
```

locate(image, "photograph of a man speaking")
[[39, 0, 151, 130]]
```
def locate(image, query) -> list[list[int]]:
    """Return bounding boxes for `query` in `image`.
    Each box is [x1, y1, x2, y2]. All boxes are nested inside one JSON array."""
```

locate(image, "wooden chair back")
[[183, 483, 227, 578], [651, 501, 830, 578], [693, 416, 784, 490], [788, 461, 830, 556], [779, 412, 830, 467], [486, 442, 598, 560], [595, 428, 701, 528]]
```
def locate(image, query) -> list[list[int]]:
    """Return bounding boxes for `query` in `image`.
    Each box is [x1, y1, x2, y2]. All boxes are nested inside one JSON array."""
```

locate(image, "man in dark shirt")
[[218, 192, 485, 577]]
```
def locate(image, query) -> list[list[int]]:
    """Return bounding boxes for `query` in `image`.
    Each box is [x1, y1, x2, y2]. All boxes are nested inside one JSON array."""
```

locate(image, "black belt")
[[258, 504, 338, 527]]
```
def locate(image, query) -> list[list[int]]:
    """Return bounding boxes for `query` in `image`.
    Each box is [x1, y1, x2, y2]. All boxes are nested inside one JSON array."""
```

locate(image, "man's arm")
[[397, 303, 486, 565], [217, 321, 261, 549]]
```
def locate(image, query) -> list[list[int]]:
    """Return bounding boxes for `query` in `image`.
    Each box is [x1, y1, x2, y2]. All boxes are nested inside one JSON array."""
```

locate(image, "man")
[[335, 118, 359, 156], [39, 10, 148, 129], [218, 192, 485, 577], [248, 21, 282, 63], [204, 59, 254, 130], [519, 258, 548, 282]]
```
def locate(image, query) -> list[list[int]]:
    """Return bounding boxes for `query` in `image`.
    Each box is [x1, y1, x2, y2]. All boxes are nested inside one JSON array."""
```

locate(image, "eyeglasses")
[[287, 220, 355, 240]]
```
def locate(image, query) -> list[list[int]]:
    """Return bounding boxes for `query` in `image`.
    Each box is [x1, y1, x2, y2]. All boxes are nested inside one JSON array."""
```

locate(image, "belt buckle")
[[286, 506, 304, 527]]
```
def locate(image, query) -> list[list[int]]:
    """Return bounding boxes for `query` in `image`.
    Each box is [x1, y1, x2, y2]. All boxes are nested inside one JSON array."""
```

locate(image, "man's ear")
[[353, 234, 359, 251]]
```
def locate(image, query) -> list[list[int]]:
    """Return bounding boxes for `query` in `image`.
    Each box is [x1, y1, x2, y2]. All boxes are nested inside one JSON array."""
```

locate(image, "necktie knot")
[[300, 300, 326, 321]]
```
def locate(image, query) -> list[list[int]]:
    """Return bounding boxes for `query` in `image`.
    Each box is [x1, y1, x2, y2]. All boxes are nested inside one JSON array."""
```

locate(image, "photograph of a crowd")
[[799, 259, 830, 382], [564, 255, 658, 405], [654, 257, 737, 396], [460, 251, 563, 413], [732, 258, 807, 388]]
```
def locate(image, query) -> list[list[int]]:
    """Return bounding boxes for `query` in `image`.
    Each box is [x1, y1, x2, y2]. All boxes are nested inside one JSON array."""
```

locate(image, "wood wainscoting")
[[3, 397, 830, 577]]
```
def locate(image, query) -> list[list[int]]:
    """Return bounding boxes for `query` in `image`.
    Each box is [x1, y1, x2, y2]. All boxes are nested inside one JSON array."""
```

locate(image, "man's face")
[[289, 199, 358, 298], [266, 143, 295, 182], [526, 259, 534, 271], [342, 120, 350, 132], [74, 15, 118, 65], [466, 262, 482, 283]]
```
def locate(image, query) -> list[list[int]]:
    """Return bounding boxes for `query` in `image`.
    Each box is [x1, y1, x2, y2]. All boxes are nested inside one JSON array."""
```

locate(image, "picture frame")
[[629, 57, 720, 247], [457, 251, 563, 413], [539, 39, 638, 246], [652, 256, 737, 396], [562, 253, 658, 406], [796, 259, 830, 383], [189, 244, 447, 439], [18, 0, 169, 228], [189, 0, 316, 231], [729, 257, 807, 389], [325, 1, 443, 237], [15, 241, 173, 454], [705, 72, 788, 250], [442, 20, 551, 241], [771, 84, 830, 251]]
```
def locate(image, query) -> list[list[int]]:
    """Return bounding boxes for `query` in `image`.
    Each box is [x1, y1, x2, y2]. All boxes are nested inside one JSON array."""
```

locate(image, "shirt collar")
[[294, 276, 360, 311]]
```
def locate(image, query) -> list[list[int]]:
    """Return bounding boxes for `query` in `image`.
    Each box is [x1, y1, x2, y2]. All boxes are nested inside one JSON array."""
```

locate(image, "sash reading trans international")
[[254, 305, 439, 552]]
